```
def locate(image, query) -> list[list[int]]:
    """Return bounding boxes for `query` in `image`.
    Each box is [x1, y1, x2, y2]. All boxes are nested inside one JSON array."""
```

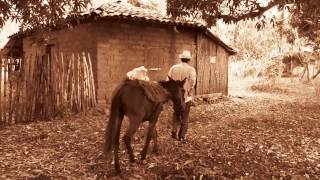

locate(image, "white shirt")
[[167, 62, 196, 102]]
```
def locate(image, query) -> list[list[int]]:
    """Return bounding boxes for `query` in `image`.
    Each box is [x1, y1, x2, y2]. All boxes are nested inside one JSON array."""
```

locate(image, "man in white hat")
[[167, 50, 196, 141]]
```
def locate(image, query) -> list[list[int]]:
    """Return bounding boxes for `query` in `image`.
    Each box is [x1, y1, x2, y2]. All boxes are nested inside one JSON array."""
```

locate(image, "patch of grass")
[[251, 82, 289, 94]]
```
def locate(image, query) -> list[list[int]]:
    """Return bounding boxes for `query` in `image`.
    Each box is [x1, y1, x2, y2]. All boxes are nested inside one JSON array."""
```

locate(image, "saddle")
[[124, 79, 169, 103]]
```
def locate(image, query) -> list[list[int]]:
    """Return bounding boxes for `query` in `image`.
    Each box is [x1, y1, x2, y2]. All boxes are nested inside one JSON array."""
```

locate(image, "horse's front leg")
[[152, 128, 159, 154], [178, 101, 192, 141], [123, 116, 140, 163], [141, 106, 162, 160], [171, 110, 181, 139], [140, 121, 157, 160]]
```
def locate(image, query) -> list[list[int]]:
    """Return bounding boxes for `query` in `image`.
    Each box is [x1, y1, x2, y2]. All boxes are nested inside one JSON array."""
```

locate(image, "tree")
[[288, 2, 320, 46], [167, 0, 320, 44], [0, 0, 91, 29]]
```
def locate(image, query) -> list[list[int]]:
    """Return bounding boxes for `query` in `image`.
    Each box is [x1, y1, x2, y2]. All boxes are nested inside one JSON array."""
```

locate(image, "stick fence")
[[0, 52, 96, 127]]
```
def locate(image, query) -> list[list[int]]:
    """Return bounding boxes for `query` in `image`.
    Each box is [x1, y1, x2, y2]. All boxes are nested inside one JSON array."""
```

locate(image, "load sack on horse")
[[126, 66, 150, 81]]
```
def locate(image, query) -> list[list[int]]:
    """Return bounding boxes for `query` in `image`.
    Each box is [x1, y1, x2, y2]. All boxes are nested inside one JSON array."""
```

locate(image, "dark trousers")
[[172, 101, 191, 140]]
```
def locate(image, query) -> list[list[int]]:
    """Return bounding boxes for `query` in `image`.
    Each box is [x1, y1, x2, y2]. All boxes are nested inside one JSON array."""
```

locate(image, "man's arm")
[[185, 67, 196, 98], [190, 68, 196, 88]]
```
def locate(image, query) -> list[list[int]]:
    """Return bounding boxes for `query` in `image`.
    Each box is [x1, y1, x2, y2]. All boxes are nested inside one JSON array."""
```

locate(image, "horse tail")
[[104, 91, 123, 157]]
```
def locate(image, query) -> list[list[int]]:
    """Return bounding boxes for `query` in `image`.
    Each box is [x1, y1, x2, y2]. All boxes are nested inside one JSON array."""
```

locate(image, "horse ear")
[[167, 76, 174, 81], [180, 78, 187, 87]]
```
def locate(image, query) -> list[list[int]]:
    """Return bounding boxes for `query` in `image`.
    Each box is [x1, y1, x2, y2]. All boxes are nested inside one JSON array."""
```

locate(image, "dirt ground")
[[0, 78, 320, 179]]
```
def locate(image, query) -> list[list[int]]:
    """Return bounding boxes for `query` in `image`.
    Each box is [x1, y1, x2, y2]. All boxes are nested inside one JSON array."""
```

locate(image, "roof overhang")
[[203, 29, 236, 55], [1, 37, 23, 58], [4, 1, 236, 56]]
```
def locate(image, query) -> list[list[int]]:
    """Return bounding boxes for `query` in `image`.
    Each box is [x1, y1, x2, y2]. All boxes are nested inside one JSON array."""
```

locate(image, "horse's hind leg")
[[114, 115, 124, 174], [123, 116, 140, 163]]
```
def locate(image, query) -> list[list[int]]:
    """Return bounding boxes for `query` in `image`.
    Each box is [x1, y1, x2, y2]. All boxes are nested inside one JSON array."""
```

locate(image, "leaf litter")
[[0, 83, 320, 179]]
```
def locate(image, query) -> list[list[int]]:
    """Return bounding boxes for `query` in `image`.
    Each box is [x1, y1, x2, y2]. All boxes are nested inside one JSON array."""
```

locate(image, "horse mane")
[[123, 79, 169, 103]]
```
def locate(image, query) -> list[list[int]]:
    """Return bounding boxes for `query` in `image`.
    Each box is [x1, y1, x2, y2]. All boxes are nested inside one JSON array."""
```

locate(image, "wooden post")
[[47, 54, 51, 118], [71, 53, 75, 109], [25, 56, 30, 122], [0, 58, 3, 126], [79, 53, 84, 111], [57, 53, 60, 111], [20, 55, 26, 123], [76, 53, 81, 111], [33, 55, 40, 119], [67, 54, 73, 107], [74, 54, 78, 111], [80, 53, 85, 111], [15, 56, 24, 124], [60, 52, 66, 106], [8, 58, 13, 124], [82, 52, 90, 110], [87, 53, 96, 106], [54, 53, 59, 111], [27, 53, 34, 122], [4, 58, 8, 124]]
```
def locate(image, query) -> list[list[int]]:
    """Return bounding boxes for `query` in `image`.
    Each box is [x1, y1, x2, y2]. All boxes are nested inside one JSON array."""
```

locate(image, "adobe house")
[[2, 1, 236, 103]]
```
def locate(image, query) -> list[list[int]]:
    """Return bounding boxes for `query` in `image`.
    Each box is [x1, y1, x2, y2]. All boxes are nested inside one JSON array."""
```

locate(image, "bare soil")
[[0, 78, 320, 179]]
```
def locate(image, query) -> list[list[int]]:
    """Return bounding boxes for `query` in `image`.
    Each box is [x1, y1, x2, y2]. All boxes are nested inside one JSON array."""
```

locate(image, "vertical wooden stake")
[[4, 58, 8, 124], [8, 58, 13, 124], [87, 52, 96, 106], [0, 58, 3, 126]]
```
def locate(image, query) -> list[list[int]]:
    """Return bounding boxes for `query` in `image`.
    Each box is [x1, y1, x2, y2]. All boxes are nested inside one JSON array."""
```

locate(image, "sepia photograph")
[[0, 0, 319, 179]]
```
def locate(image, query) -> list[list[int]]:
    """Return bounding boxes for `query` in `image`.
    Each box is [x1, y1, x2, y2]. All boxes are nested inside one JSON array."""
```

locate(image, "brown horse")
[[104, 77, 186, 173]]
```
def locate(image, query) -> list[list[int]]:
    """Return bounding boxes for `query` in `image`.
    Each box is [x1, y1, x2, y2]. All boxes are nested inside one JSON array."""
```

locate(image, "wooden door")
[[196, 34, 217, 95]]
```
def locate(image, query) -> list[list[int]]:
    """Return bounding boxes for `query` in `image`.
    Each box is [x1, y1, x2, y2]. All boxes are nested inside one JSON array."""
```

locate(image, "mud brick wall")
[[95, 21, 197, 103], [21, 20, 230, 104]]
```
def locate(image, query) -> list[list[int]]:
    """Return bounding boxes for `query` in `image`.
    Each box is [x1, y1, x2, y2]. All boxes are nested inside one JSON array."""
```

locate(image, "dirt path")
[[0, 80, 319, 179]]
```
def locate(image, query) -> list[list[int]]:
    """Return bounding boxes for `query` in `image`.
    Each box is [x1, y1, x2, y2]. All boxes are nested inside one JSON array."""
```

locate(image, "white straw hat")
[[179, 50, 192, 59]]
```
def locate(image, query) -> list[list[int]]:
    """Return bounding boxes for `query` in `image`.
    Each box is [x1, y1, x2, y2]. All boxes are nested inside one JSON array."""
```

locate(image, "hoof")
[[171, 133, 177, 139], [140, 156, 146, 161], [152, 148, 159, 155], [140, 150, 147, 160], [140, 153, 147, 161], [178, 137, 187, 143], [138, 159, 147, 165], [115, 169, 121, 175]]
